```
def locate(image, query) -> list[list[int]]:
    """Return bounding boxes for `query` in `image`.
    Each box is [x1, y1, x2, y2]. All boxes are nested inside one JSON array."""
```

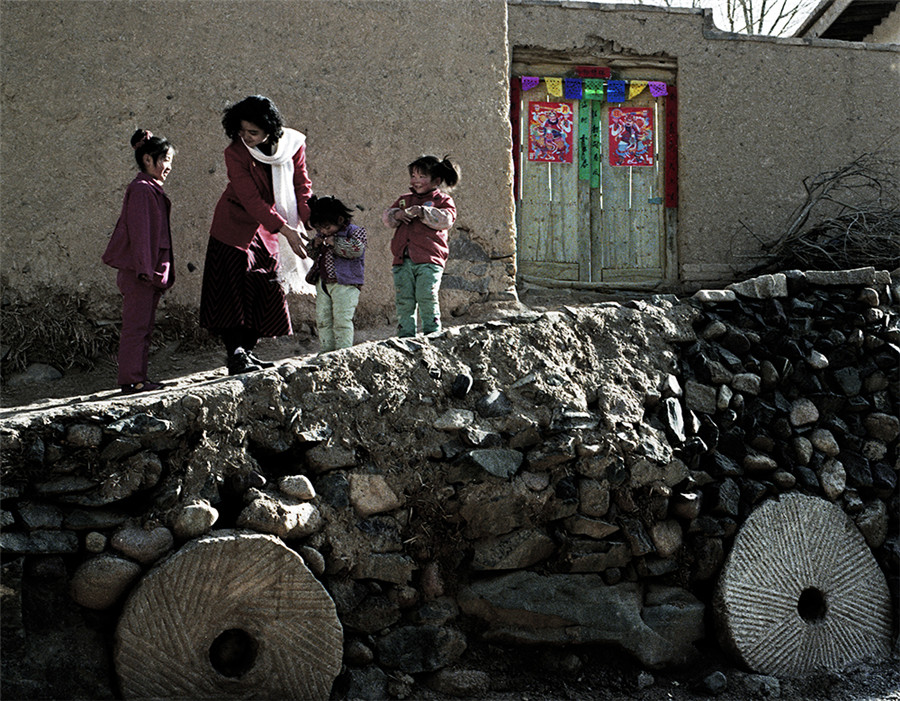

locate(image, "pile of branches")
[[754, 151, 900, 272]]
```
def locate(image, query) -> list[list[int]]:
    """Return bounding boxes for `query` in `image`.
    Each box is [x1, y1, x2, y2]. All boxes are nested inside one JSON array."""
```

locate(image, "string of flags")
[[520, 75, 669, 101], [520, 70, 670, 171]]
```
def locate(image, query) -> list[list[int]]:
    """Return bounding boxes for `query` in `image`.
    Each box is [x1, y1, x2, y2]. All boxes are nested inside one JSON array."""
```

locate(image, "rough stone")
[[459, 572, 702, 669], [349, 473, 403, 517], [69, 554, 142, 610], [472, 528, 555, 570], [577, 478, 610, 518], [66, 423, 103, 448], [172, 501, 219, 539], [375, 625, 467, 673], [854, 499, 888, 549], [434, 409, 475, 431], [865, 413, 900, 443], [306, 444, 357, 473], [237, 491, 323, 539], [469, 448, 523, 479], [685, 381, 718, 415], [810, 428, 841, 457], [279, 474, 316, 500], [426, 668, 491, 698], [18, 501, 63, 530], [350, 553, 415, 586], [789, 398, 820, 427], [111, 524, 173, 564], [650, 520, 683, 558], [727, 274, 787, 299], [819, 458, 847, 501]]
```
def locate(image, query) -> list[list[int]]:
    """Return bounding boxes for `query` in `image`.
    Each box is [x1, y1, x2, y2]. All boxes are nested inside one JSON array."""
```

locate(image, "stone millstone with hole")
[[713, 493, 892, 677], [115, 531, 343, 700]]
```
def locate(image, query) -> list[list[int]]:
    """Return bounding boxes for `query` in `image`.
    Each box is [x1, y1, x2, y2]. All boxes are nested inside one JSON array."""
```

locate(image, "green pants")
[[392, 258, 443, 337], [316, 281, 360, 351]]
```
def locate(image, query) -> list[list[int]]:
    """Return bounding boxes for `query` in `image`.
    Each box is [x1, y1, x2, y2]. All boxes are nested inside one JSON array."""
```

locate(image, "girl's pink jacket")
[[102, 172, 174, 289], [385, 189, 457, 267], [208, 139, 312, 256]]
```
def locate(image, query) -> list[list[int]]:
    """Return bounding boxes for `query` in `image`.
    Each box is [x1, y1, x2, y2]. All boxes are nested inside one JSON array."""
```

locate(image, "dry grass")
[[0, 282, 213, 376]]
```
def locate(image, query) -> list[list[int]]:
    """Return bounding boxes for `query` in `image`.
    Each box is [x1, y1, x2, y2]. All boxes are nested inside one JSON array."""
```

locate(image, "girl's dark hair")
[[308, 195, 354, 229], [131, 129, 173, 171], [222, 95, 285, 143], [408, 154, 460, 189]]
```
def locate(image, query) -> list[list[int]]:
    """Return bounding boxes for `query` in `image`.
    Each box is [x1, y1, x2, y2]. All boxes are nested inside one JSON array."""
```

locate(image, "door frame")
[[511, 51, 679, 291]]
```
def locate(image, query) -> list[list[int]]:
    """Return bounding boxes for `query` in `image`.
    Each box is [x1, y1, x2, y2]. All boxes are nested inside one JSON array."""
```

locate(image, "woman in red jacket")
[[199, 95, 312, 375], [102, 129, 175, 394]]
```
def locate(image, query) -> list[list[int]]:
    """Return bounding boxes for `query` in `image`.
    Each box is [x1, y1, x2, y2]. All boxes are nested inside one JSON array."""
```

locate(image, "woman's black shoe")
[[227, 350, 262, 376], [247, 352, 275, 369]]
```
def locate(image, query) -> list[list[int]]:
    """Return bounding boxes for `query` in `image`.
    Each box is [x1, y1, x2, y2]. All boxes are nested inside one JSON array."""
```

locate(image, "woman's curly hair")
[[222, 95, 285, 143]]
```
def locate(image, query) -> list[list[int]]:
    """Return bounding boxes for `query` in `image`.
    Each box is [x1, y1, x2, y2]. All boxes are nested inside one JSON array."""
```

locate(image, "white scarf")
[[244, 127, 313, 294]]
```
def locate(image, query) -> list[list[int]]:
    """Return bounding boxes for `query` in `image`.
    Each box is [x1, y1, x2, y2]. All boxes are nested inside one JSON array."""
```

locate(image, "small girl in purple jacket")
[[102, 129, 175, 394], [307, 195, 366, 352]]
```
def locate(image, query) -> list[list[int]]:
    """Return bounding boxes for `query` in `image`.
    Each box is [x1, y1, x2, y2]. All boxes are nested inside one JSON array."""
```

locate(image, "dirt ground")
[[0, 285, 625, 414], [2, 285, 898, 700]]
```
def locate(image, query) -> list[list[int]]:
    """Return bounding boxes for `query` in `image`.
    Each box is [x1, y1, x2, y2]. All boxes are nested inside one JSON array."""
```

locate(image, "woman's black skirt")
[[199, 234, 291, 337]]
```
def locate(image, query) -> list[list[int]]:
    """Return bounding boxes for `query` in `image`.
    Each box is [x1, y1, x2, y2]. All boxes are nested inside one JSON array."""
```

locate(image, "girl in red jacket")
[[382, 155, 460, 337], [199, 95, 312, 375], [102, 129, 175, 395]]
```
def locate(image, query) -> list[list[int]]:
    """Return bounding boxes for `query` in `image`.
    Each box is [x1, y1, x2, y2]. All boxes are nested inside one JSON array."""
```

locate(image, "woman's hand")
[[279, 225, 308, 258]]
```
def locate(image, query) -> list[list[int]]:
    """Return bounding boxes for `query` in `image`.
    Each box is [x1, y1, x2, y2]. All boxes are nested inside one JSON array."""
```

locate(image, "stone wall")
[[1, 268, 896, 698], [3, 0, 899, 345]]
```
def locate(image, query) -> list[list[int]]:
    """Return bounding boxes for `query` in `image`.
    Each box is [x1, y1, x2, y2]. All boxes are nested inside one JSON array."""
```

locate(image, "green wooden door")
[[515, 76, 670, 285]]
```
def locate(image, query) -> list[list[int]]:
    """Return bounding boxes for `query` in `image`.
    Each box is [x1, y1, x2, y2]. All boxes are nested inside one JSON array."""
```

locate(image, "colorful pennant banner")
[[628, 80, 648, 100], [516, 76, 671, 103], [563, 78, 583, 100], [606, 80, 627, 102], [583, 78, 604, 99]]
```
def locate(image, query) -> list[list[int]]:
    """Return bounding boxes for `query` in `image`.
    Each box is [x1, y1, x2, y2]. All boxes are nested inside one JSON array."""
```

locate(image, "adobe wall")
[[3, 0, 898, 342], [0, 0, 516, 328], [508, 0, 900, 285]]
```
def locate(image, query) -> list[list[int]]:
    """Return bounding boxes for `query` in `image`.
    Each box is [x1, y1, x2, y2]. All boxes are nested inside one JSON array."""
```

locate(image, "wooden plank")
[[519, 260, 580, 280]]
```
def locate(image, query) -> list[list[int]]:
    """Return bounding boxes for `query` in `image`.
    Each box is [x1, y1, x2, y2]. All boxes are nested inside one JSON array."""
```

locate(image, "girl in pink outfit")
[[382, 155, 460, 337], [102, 129, 175, 394]]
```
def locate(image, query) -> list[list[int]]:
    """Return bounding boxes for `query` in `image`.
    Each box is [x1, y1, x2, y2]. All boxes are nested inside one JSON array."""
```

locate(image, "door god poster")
[[528, 101, 574, 164], [609, 107, 654, 167]]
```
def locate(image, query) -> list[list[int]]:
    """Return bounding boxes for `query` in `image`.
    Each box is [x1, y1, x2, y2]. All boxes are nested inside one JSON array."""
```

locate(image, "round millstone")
[[115, 531, 343, 700], [714, 493, 891, 676]]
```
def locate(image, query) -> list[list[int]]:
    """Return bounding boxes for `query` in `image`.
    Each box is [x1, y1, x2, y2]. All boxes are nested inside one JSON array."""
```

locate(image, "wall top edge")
[[508, 0, 899, 51]]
